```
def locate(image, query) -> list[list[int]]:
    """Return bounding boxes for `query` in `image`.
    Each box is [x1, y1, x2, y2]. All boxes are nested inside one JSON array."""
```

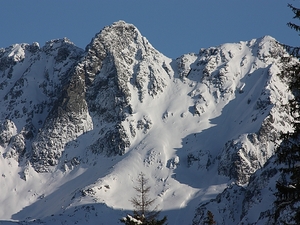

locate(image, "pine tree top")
[[287, 4, 300, 33]]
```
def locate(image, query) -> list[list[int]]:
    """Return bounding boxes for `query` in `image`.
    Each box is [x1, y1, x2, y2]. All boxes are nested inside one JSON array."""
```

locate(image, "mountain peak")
[[0, 22, 298, 225], [87, 20, 142, 52], [104, 20, 137, 32], [110, 20, 136, 28]]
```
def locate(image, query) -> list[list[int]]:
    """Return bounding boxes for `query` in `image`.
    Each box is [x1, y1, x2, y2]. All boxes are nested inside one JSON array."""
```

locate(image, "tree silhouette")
[[204, 211, 216, 225], [274, 2, 300, 223], [287, 3, 300, 33], [120, 172, 167, 225]]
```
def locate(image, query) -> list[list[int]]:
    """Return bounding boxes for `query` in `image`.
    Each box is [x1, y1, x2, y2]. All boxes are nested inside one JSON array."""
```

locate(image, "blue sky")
[[1, 1, 299, 58]]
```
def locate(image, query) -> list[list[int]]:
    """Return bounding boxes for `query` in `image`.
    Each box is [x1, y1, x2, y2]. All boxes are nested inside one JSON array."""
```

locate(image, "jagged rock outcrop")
[[175, 37, 295, 186], [0, 120, 17, 147], [31, 21, 172, 171], [83, 21, 171, 156], [210, 37, 293, 185], [192, 39, 300, 224], [0, 39, 83, 169], [193, 157, 280, 225]]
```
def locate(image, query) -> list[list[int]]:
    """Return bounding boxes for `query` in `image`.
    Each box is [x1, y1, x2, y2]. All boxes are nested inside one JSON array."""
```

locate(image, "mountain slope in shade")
[[0, 21, 298, 224]]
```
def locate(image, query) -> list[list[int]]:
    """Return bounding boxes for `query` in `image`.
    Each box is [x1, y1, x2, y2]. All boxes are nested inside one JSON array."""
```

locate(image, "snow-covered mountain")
[[0, 21, 298, 224]]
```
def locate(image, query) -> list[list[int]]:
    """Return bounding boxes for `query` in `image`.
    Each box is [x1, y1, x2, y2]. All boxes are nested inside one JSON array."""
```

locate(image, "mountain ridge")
[[0, 21, 298, 224]]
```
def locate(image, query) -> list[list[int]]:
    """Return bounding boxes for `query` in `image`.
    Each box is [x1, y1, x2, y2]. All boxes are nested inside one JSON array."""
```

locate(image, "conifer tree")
[[274, 2, 300, 223], [205, 211, 216, 225], [287, 4, 300, 32], [120, 172, 167, 225]]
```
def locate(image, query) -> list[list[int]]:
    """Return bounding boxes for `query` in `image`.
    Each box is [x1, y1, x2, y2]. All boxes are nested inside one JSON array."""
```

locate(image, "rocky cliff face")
[[176, 36, 294, 185], [5, 21, 172, 172], [0, 39, 83, 166], [84, 21, 171, 157], [0, 21, 298, 224], [191, 41, 299, 224]]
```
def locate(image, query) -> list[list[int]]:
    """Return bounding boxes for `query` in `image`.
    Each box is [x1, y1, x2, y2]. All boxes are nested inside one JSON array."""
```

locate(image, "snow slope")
[[0, 21, 297, 224]]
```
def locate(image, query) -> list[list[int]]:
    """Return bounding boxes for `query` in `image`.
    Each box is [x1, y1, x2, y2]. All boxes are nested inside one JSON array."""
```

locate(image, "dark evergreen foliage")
[[204, 211, 216, 225], [274, 3, 300, 223], [274, 57, 300, 223], [287, 4, 300, 33]]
